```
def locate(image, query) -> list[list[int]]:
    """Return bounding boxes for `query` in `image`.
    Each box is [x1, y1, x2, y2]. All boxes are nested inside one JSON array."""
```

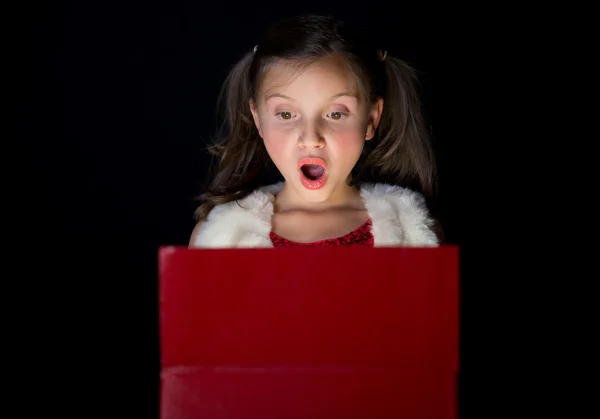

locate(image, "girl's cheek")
[[262, 128, 288, 155], [327, 122, 365, 139]]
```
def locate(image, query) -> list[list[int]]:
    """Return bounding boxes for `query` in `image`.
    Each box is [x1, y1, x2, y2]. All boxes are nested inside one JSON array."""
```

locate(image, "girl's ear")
[[365, 98, 384, 141], [249, 100, 262, 137]]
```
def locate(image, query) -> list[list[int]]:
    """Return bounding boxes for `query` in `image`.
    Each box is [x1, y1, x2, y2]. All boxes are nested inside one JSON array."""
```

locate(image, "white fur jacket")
[[190, 182, 439, 248]]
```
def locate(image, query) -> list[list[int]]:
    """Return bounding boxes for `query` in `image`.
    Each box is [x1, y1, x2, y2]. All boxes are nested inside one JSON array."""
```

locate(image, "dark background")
[[17, 0, 506, 417]]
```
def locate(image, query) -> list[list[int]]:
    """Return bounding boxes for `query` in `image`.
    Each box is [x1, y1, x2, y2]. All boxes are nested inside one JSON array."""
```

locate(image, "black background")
[[17, 1, 521, 417]]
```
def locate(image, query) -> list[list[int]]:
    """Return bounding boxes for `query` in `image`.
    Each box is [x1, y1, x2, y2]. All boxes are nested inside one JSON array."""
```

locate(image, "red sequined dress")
[[269, 219, 374, 247]]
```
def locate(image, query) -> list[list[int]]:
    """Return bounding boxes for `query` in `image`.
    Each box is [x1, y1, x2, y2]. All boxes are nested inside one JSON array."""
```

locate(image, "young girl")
[[189, 14, 443, 248]]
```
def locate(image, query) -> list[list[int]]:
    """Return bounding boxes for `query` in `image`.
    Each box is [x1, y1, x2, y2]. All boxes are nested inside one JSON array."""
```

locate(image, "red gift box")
[[159, 245, 459, 419]]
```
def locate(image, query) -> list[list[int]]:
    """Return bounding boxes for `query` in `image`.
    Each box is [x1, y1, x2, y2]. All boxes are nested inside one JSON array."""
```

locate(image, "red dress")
[[270, 219, 374, 247]]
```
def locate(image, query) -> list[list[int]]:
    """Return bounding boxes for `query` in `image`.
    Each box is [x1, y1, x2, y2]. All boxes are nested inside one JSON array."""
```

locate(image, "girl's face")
[[250, 56, 383, 207]]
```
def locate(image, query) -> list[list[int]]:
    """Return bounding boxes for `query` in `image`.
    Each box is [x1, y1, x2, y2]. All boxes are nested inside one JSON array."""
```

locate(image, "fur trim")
[[359, 183, 438, 246], [191, 182, 438, 248]]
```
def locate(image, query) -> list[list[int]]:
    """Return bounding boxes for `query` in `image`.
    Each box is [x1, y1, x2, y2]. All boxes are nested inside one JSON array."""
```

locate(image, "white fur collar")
[[191, 182, 438, 248]]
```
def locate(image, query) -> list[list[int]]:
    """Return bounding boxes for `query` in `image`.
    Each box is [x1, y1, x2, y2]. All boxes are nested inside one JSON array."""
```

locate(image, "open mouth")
[[297, 157, 328, 190], [300, 164, 325, 181]]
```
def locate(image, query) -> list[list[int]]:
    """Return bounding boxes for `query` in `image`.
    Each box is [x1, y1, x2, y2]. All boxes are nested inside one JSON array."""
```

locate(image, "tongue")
[[302, 164, 325, 180]]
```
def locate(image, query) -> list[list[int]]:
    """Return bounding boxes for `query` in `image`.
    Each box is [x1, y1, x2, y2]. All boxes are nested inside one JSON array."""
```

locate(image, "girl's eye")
[[328, 111, 347, 120], [276, 111, 294, 120]]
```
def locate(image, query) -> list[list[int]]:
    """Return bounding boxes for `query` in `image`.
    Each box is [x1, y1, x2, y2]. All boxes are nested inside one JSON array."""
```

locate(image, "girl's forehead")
[[259, 57, 359, 99]]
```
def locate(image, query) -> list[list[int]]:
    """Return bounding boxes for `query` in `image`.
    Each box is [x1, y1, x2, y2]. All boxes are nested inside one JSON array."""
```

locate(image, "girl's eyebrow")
[[264, 93, 295, 102], [329, 92, 358, 100], [264, 92, 357, 102]]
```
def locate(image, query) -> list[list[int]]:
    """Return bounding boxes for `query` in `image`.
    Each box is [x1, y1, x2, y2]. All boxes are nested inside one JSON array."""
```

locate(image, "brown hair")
[[195, 14, 437, 221]]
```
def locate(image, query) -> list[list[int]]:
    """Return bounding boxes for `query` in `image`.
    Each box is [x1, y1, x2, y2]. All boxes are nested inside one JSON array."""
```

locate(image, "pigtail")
[[363, 56, 437, 204], [194, 51, 272, 221], [209, 51, 255, 161]]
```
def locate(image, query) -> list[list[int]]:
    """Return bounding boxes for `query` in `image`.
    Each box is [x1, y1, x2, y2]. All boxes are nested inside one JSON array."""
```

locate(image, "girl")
[[189, 14, 443, 248]]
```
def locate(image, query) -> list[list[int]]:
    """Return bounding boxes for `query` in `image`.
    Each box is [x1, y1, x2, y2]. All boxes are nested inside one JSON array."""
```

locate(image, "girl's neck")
[[274, 181, 365, 214]]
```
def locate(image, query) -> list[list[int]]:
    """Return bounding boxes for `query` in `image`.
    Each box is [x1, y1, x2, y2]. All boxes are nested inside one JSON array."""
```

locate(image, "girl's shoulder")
[[188, 183, 283, 248], [359, 183, 439, 245], [359, 182, 430, 216]]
